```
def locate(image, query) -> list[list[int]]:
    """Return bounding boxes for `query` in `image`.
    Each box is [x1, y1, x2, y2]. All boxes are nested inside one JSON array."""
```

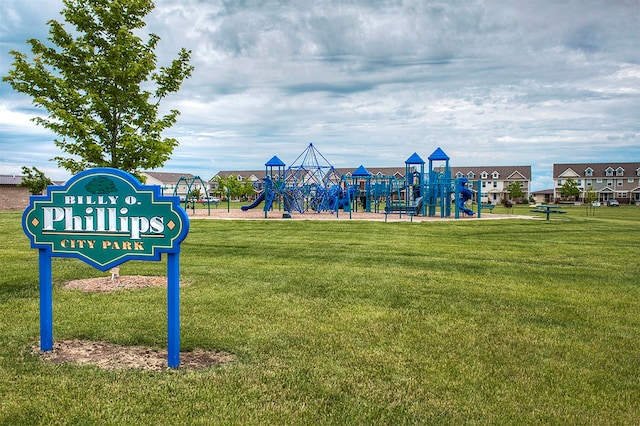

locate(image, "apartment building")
[[451, 166, 531, 204], [553, 162, 640, 205]]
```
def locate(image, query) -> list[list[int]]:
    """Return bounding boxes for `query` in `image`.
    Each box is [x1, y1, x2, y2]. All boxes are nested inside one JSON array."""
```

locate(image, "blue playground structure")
[[241, 144, 489, 219], [241, 143, 357, 217]]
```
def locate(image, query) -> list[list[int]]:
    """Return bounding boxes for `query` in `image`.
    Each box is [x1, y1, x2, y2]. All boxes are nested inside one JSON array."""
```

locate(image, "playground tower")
[[405, 152, 426, 216], [427, 147, 452, 217]]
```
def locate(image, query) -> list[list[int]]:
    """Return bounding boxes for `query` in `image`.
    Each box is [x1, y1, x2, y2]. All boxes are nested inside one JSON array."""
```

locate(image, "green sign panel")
[[23, 168, 189, 271]]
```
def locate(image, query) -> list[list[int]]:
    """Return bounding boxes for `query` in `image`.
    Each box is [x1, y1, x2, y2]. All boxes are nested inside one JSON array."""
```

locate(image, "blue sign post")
[[23, 168, 189, 368]]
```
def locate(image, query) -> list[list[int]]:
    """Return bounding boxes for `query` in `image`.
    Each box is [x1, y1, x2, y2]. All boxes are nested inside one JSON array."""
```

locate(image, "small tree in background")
[[584, 185, 598, 216], [560, 178, 581, 201], [19, 166, 53, 194], [506, 181, 525, 204], [240, 180, 257, 201], [188, 188, 202, 200], [211, 175, 258, 201], [3, 0, 194, 181]]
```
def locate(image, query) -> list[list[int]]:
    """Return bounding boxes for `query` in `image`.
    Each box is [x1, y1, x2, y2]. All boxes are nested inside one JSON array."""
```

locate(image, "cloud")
[[1, 0, 638, 188]]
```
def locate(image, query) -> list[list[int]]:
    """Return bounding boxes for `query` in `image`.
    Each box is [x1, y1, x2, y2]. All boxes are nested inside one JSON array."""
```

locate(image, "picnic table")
[[530, 205, 567, 220]]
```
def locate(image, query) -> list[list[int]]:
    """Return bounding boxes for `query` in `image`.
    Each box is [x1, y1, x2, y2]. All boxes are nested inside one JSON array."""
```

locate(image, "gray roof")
[[213, 170, 266, 180], [0, 174, 24, 185], [142, 171, 196, 183], [532, 189, 554, 195], [553, 162, 640, 177], [214, 166, 408, 180], [451, 166, 532, 180], [213, 165, 532, 181]]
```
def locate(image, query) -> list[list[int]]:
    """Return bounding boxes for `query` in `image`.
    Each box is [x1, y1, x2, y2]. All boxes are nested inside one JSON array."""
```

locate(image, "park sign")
[[23, 168, 189, 368], [23, 168, 189, 271]]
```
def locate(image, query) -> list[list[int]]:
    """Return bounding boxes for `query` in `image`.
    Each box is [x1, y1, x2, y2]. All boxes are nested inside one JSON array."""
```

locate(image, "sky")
[[1, 0, 639, 191]]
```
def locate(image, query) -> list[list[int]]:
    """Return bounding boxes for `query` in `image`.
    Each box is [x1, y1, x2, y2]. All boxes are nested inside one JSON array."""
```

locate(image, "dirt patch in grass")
[[63, 275, 181, 292], [35, 340, 233, 371], [38, 275, 234, 371]]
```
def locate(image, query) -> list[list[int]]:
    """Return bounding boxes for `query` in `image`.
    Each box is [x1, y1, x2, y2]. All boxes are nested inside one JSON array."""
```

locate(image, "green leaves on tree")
[[3, 0, 194, 180]]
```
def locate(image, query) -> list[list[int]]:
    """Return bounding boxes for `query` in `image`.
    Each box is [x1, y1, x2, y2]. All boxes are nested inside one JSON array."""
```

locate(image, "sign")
[[23, 168, 188, 271], [24, 168, 189, 368]]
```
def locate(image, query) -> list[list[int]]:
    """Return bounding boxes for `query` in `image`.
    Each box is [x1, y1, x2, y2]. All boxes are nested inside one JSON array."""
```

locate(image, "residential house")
[[0, 174, 30, 210], [141, 171, 207, 200], [553, 162, 640, 205], [530, 189, 554, 205], [450, 166, 531, 204]]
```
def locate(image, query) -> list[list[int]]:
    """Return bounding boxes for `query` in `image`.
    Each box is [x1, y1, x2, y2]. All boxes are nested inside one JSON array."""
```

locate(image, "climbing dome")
[[281, 143, 345, 213]]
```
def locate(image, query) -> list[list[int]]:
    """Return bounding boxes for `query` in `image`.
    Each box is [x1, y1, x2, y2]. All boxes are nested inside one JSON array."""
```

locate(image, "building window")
[[482, 181, 486, 188], [467, 172, 475, 179], [607, 180, 614, 186], [616, 167, 624, 176], [481, 172, 488, 179], [557, 179, 562, 186], [492, 172, 499, 179], [596, 178, 602, 183], [586, 179, 592, 186], [628, 178, 634, 183], [493, 182, 497, 188], [585, 168, 593, 176], [618, 179, 623, 186], [456, 172, 463, 178], [605, 167, 614, 176]]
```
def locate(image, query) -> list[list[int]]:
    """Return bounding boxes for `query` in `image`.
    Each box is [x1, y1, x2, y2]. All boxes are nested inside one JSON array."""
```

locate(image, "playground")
[[210, 143, 509, 221]]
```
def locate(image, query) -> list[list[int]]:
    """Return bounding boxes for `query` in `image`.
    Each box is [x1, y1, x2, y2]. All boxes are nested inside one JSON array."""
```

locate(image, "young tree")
[[3, 0, 194, 180], [240, 179, 257, 200], [224, 175, 244, 200], [584, 185, 598, 216], [560, 178, 581, 201], [506, 181, 525, 204], [19, 166, 53, 194]]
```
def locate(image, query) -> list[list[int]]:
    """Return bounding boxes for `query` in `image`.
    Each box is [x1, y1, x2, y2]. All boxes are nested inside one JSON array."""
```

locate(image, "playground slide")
[[241, 192, 265, 211], [459, 187, 475, 216]]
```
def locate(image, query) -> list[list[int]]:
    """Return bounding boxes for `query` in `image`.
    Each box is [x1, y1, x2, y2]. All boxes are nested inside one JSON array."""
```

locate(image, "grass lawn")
[[0, 206, 639, 424]]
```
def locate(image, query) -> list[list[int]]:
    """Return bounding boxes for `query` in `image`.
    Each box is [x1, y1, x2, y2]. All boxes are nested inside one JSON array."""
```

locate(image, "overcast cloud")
[[1, 0, 639, 190]]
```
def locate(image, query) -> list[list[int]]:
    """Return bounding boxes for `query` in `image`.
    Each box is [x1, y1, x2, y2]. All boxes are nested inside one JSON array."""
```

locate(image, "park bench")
[[385, 197, 423, 216], [530, 205, 566, 220], [185, 198, 220, 209], [480, 203, 495, 212], [202, 199, 220, 208]]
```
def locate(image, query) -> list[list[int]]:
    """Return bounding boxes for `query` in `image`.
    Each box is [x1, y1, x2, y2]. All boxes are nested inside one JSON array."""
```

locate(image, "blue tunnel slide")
[[457, 178, 475, 216]]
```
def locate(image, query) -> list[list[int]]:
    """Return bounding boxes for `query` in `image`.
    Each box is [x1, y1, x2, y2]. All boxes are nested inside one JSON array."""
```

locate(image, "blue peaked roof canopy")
[[405, 152, 425, 164], [352, 165, 371, 176], [428, 147, 450, 161], [265, 155, 285, 167]]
